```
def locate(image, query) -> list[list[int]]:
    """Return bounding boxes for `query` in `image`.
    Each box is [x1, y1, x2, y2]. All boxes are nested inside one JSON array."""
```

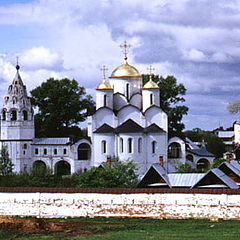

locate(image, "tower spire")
[[16, 56, 20, 71], [120, 40, 131, 63]]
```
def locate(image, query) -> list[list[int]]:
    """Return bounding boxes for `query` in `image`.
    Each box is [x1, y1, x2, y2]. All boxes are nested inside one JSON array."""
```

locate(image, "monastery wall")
[[0, 188, 240, 219]]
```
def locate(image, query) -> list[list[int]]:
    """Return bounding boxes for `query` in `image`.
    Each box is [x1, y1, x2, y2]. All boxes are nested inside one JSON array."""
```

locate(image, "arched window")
[[78, 143, 91, 160], [23, 143, 27, 150], [168, 142, 181, 158], [22, 110, 28, 121], [152, 141, 156, 154], [197, 159, 209, 173], [138, 138, 142, 153], [12, 97, 16, 104], [120, 137, 123, 153], [103, 95, 107, 107], [126, 83, 130, 100], [128, 138, 133, 153], [10, 110, 17, 121], [150, 94, 153, 105], [102, 140, 106, 154], [2, 109, 6, 121]]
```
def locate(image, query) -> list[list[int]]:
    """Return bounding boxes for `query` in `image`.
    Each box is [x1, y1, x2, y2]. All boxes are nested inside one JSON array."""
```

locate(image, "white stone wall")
[[96, 89, 113, 110], [0, 192, 240, 220], [142, 89, 160, 112]]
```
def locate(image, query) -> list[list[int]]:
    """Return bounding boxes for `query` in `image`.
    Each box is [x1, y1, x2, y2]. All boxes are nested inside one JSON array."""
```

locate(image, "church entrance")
[[55, 161, 71, 176]]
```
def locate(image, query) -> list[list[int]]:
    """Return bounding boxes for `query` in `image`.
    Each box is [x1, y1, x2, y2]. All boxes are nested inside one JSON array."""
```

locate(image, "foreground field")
[[0, 216, 240, 239]]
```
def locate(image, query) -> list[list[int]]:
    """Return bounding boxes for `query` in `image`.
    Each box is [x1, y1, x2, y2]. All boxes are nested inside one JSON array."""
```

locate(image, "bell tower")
[[0, 62, 34, 172]]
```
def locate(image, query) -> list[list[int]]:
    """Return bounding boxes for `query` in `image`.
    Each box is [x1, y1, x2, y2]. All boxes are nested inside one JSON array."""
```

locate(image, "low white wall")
[[0, 192, 240, 219]]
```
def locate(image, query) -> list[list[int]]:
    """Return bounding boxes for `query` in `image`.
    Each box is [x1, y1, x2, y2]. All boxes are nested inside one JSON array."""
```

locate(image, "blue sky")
[[0, 0, 239, 131]]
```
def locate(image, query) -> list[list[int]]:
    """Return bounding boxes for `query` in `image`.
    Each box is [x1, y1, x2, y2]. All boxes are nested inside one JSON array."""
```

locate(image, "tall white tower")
[[0, 64, 34, 172]]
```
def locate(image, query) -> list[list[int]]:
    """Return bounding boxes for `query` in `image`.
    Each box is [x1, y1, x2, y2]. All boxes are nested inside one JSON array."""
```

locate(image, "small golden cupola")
[[142, 66, 160, 112], [97, 65, 113, 90], [143, 65, 159, 89], [142, 75, 159, 89], [110, 41, 140, 78]]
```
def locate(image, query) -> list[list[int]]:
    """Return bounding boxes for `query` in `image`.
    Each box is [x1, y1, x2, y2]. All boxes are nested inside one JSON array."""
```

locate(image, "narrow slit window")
[[102, 140, 106, 154], [152, 141, 156, 154], [120, 138, 123, 153], [104, 94, 107, 107], [138, 138, 142, 153], [150, 94, 153, 105], [128, 138, 133, 153], [126, 83, 129, 100]]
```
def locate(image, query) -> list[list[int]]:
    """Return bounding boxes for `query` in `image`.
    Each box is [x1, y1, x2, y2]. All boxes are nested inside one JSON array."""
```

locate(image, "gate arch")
[[55, 160, 71, 176]]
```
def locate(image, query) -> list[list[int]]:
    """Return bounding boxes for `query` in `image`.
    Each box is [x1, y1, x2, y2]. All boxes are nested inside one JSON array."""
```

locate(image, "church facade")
[[0, 47, 214, 177]]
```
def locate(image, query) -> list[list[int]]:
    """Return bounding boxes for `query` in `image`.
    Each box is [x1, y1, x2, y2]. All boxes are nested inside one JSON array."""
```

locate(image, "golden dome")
[[97, 79, 113, 90], [110, 60, 140, 78], [143, 78, 159, 89]]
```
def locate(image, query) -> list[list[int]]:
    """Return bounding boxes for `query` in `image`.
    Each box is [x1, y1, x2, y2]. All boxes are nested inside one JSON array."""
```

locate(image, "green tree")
[[142, 75, 188, 138], [30, 78, 95, 137], [0, 146, 14, 176], [228, 98, 240, 114], [177, 162, 194, 173], [78, 159, 138, 188], [184, 129, 225, 158], [211, 158, 225, 169]]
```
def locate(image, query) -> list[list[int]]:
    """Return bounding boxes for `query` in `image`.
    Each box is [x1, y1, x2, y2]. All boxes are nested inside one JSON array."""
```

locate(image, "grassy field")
[[0, 217, 240, 240]]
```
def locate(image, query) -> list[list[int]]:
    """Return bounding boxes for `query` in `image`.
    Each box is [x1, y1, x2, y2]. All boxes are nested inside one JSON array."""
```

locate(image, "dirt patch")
[[0, 216, 104, 236]]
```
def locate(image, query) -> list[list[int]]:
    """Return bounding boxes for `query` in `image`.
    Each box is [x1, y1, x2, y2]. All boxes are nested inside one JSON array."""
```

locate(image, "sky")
[[0, 0, 240, 131]]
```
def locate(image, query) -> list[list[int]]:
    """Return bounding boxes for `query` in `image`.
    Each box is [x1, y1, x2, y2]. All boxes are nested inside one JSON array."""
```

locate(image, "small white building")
[[168, 137, 214, 172]]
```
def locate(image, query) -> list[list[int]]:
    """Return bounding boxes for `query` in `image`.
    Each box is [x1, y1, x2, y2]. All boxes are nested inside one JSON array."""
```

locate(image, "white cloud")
[[20, 47, 63, 71], [1, 0, 240, 131], [185, 49, 207, 62]]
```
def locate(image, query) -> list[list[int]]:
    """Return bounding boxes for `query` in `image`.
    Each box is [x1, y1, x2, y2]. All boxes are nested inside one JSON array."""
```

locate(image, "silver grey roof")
[[168, 173, 205, 187], [219, 161, 240, 177], [192, 168, 239, 189], [187, 146, 214, 157], [151, 164, 171, 187], [185, 137, 200, 149], [230, 160, 240, 172], [217, 131, 234, 138], [32, 137, 71, 145]]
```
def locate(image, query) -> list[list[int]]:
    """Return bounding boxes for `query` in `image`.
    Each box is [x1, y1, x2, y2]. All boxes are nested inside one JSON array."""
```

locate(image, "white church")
[[0, 44, 215, 177]]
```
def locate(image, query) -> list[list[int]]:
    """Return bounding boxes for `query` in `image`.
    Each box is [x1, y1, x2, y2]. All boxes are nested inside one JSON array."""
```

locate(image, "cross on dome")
[[143, 65, 159, 89], [97, 65, 112, 90], [100, 65, 108, 80], [147, 65, 155, 75], [120, 40, 131, 63]]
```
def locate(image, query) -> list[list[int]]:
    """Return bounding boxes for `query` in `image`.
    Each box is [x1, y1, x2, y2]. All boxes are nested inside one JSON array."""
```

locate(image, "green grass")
[[1, 217, 240, 240]]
